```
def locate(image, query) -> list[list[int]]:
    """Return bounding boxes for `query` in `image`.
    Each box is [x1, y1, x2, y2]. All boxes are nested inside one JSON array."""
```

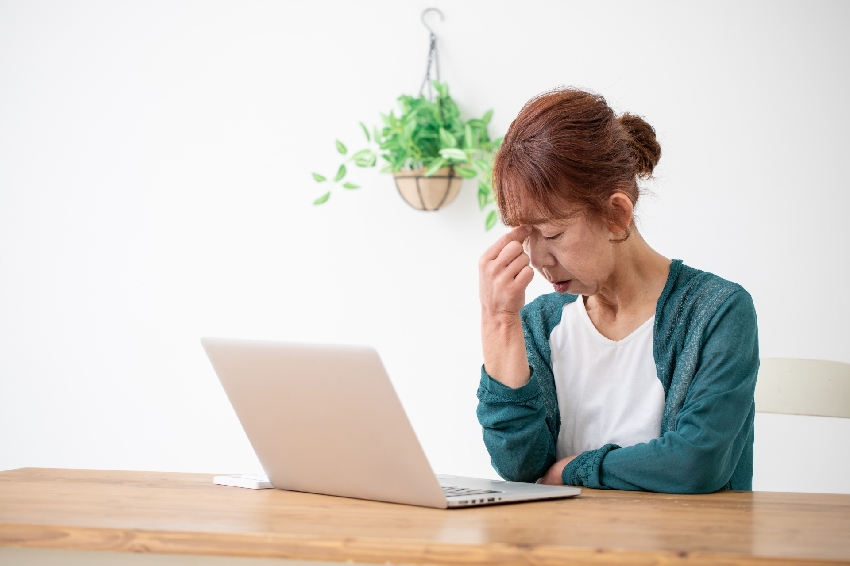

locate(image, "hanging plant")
[[312, 81, 502, 229], [311, 9, 502, 230]]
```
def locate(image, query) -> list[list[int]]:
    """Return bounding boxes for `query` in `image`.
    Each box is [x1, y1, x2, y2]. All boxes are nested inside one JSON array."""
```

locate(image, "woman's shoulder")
[[661, 260, 756, 326]]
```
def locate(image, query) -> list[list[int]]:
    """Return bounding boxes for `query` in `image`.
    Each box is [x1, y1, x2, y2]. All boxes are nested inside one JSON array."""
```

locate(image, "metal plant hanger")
[[419, 8, 443, 102]]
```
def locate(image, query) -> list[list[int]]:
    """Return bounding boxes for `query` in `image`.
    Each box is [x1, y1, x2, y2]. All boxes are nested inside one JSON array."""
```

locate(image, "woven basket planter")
[[393, 167, 462, 211]]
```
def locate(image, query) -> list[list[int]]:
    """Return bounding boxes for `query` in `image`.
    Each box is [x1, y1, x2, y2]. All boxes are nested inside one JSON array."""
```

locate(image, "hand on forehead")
[[483, 225, 530, 261]]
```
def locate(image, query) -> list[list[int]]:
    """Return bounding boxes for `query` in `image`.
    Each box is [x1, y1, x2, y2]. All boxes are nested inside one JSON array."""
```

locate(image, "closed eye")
[[544, 232, 563, 241]]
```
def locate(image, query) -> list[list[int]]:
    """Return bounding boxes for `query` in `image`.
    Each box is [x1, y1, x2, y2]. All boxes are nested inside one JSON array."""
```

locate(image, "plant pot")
[[393, 167, 462, 211]]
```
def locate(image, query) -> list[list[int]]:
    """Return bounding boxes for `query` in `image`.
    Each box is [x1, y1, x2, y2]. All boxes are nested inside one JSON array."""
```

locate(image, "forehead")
[[515, 204, 584, 230], [511, 197, 592, 235]]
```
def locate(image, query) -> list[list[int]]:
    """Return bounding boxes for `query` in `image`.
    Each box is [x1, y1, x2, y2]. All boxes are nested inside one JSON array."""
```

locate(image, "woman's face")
[[524, 211, 618, 296]]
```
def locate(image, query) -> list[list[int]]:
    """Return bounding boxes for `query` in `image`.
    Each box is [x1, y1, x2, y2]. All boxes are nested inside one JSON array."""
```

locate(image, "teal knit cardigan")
[[476, 260, 759, 493]]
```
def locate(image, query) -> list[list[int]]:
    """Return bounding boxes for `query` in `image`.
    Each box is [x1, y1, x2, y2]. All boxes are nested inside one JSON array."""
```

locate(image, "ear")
[[606, 192, 635, 238]]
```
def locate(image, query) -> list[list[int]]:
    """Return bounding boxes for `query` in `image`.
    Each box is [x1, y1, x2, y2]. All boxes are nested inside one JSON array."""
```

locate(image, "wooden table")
[[1, 468, 849, 565]]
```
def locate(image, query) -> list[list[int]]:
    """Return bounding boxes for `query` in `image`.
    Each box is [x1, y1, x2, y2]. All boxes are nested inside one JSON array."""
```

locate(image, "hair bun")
[[618, 113, 661, 178]]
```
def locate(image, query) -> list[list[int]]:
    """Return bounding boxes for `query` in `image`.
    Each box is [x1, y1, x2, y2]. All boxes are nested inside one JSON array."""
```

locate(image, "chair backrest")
[[755, 358, 850, 418]]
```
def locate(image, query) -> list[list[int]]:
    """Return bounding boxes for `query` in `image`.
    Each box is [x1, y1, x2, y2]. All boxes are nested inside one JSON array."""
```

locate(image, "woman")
[[477, 88, 758, 493]]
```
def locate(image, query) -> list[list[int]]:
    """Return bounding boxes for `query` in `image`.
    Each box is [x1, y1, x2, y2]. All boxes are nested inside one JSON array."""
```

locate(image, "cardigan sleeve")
[[561, 288, 759, 493], [476, 296, 567, 483], [476, 366, 555, 482]]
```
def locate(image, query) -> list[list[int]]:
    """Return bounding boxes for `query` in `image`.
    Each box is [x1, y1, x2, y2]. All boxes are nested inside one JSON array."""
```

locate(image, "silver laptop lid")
[[202, 338, 448, 508]]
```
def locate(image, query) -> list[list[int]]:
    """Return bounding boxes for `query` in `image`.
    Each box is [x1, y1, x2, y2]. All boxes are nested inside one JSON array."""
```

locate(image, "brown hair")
[[492, 87, 661, 241]]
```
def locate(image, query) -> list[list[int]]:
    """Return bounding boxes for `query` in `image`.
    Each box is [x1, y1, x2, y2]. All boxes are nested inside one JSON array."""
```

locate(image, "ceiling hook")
[[421, 7, 444, 36]]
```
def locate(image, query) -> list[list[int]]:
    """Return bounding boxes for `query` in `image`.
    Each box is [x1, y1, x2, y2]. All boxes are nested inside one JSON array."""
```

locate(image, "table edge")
[[1, 521, 844, 566]]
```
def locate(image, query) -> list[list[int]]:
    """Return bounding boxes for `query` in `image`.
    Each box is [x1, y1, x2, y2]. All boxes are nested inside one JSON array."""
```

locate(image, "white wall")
[[1, 0, 848, 493]]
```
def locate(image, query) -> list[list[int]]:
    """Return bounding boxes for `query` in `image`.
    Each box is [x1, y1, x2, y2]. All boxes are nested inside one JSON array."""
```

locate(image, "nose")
[[525, 230, 555, 271]]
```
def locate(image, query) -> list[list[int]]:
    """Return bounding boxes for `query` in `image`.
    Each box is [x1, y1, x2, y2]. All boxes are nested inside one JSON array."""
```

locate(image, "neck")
[[591, 230, 671, 317]]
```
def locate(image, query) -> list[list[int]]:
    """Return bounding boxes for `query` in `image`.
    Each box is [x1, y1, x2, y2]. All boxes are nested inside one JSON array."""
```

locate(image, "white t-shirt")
[[550, 297, 665, 460]]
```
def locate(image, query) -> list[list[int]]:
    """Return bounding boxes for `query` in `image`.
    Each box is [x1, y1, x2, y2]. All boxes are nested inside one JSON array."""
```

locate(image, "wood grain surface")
[[1, 468, 848, 565]]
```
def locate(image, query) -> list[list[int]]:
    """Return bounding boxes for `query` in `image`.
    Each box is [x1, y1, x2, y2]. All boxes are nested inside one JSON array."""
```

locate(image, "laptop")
[[201, 338, 581, 509]]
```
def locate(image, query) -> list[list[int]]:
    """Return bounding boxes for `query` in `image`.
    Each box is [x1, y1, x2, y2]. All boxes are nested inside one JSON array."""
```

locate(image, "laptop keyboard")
[[441, 485, 503, 498]]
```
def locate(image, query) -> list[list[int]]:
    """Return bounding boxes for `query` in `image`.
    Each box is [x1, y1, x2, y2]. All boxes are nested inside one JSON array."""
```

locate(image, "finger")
[[482, 225, 531, 261], [522, 232, 534, 253], [514, 265, 534, 288], [501, 248, 530, 279], [493, 240, 526, 270]]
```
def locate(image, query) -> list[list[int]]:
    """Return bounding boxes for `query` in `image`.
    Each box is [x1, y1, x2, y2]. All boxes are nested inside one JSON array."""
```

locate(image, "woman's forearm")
[[478, 225, 534, 388], [481, 311, 530, 389]]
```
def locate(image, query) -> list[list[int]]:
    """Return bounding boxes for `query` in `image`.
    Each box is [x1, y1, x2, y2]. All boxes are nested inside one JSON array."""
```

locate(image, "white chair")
[[755, 358, 850, 418]]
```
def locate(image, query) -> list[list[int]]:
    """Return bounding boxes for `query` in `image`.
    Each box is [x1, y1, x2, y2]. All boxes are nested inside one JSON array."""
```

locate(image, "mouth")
[[552, 280, 571, 294]]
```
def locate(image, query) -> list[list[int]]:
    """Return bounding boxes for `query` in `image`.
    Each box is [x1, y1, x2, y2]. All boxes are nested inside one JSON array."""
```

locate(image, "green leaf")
[[464, 123, 474, 150], [455, 166, 478, 179], [478, 186, 490, 210], [312, 172, 327, 182], [485, 209, 498, 230], [351, 149, 376, 168], [439, 148, 467, 161], [343, 182, 360, 189], [482, 109, 493, 124], [334, 164, 347, 181], [336, 140, 347, 155], [403, 117, 417, 138], [439, 128, 458, 149], [313, 192, 330, 205], [477, 185, 488, 210], [474, 159, 491, 173], [424, 158, 447, 177], [359, 122, 371, 142], [433, 80, 448, 98]]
